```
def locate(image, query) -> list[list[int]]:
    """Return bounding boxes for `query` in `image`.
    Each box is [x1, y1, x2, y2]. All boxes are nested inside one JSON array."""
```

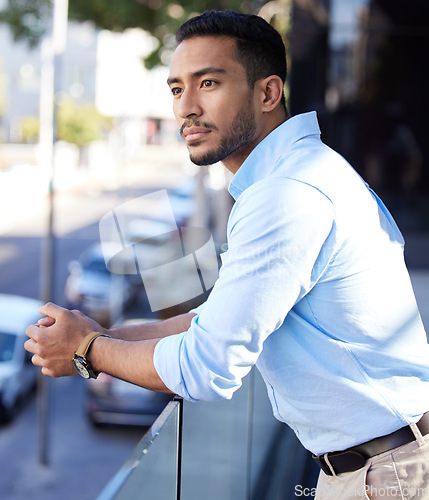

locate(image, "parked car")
[[86, 373, 174, 428], [0, 294, 42, 423], [64, 243, 138, 327], [85, 319, 174, 428]]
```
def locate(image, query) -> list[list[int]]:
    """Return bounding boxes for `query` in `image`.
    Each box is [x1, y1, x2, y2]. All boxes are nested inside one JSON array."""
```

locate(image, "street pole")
[[38, 0, 69, 467]]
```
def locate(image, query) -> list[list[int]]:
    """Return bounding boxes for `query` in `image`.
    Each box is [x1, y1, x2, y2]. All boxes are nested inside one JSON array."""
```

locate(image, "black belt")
[[313, 412, 429, 476]]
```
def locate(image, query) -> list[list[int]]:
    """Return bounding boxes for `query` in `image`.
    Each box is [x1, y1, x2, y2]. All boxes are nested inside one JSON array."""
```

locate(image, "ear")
[[256, 75, 284, 112]]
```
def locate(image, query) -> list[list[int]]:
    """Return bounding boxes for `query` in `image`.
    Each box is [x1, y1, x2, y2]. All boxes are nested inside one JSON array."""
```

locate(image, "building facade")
[[289, 0, 429, 263]]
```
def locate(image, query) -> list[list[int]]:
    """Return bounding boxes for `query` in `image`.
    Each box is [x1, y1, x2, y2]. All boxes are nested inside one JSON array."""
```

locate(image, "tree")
[[0, 0, 254, 67], [10, 99, 112, 147], [0, 0, 50, 47], [20, 115, 40, 143], [56, 98, 112, 148]]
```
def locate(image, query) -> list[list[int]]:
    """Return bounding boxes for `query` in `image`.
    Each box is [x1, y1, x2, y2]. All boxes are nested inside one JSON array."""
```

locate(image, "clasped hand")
[[25, 302, 107, 377]]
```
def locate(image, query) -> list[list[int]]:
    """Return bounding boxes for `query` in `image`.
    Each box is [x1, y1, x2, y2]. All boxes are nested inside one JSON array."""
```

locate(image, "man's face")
[[168, 36, 261, 172]]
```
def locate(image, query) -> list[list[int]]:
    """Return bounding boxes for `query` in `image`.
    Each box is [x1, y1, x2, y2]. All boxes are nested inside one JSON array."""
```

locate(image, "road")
[[0, 148, 192, 499], [0, 375, 144, 499], [0, 188, 154, 499]]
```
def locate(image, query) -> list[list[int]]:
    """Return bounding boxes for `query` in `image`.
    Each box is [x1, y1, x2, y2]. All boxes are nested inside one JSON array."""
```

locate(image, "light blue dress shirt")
[[154, 111, 429, 455]]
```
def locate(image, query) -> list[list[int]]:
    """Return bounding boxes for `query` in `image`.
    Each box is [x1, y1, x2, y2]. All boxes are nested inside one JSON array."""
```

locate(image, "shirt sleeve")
[[153, 178, 335, 401]]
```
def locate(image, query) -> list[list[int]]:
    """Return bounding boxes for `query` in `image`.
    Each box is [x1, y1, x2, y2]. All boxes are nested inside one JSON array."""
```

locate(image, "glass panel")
[[180, 368, 282, 500], [180, 378, 249, 500], [97, 368, 302, 500], [97, 400, 180, 500]]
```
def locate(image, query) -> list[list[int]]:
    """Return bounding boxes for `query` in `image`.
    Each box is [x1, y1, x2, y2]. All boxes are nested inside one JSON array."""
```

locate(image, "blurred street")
[[0, 376, 144, 500], [0, 144, 192, 300], [0, 144, 198, 499], [0, 143, 428, 499], [0, 0, 428, 498]]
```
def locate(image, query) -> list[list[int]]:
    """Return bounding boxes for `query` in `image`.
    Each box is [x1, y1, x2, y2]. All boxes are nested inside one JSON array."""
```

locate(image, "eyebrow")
[[167, 67, 227, 86]]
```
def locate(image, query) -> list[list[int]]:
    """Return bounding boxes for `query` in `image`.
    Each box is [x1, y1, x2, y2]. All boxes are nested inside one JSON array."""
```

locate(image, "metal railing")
[[97, 369, 318, 500]]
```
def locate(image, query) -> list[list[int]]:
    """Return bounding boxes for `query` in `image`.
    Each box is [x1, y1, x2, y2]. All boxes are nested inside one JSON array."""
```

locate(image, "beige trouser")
[[315, 424, 429, 499]]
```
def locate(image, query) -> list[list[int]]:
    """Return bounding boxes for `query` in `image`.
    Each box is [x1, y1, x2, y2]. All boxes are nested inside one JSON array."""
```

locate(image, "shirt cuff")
[[153, 332, 197, 402]]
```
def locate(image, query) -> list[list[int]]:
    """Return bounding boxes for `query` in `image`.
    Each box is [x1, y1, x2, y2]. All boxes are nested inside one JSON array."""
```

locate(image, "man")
[[26, 10, 429, 499]]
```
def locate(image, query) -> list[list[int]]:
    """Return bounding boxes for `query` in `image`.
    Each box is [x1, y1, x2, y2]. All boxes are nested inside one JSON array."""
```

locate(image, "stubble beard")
[[188, 99, 256, 167]]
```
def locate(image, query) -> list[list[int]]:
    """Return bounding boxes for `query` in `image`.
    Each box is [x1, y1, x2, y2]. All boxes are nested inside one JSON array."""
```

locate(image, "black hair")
[[176, 10, 287, 107]]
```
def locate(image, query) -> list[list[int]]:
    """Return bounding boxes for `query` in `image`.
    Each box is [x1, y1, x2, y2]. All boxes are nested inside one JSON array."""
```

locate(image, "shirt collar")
[[228, 111, 321, 200]]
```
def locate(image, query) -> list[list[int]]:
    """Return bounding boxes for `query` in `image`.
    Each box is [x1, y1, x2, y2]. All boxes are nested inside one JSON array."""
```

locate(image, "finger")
[[29, 350, 56, 374], [24, 339, 36, 352], [31, 353, 44, 368], [38, 302, 67, 319], [41, 367, 53, 377], [40, 366, 63, 378], [38, 316, 56, 327], [24, 338, 37, 354], [26, 323, 42, 340], [28, 350, 72, 377], [41, 362, 77, 378]]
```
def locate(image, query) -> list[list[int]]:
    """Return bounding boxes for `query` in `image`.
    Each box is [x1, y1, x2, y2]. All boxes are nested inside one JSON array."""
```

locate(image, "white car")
[[0, 294, 42, 422]]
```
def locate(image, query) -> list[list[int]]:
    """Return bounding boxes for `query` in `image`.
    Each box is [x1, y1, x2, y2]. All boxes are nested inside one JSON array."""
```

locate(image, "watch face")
[[73, 357, 90, 379]]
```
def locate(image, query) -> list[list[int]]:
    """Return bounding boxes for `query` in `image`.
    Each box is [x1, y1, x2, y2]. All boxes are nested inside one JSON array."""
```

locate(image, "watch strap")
[[75, 331, 110, 358]]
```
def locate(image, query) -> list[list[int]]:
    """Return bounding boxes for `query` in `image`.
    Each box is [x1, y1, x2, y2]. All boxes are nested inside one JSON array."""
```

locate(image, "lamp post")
[[38, 0, 69, 467]]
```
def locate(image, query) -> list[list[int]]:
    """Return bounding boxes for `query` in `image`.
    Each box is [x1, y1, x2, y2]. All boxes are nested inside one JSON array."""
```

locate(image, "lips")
[[183, 127, 211, 144]]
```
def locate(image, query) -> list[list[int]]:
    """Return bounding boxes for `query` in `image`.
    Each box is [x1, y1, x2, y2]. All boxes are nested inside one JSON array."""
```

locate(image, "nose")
[[174, 88, 202, 120]]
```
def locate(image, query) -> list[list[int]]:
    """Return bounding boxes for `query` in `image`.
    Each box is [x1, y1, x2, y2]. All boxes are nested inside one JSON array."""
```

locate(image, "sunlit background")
[[0, 1, 428, 499]]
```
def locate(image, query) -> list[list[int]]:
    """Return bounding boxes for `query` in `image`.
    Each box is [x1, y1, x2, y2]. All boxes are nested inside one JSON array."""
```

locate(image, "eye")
[[170, 87, 183, 97], [201, 79, 216, 89]]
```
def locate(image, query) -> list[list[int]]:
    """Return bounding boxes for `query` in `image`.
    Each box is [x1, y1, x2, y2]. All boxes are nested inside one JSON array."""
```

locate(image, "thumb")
[[38, 316, 56, 327]]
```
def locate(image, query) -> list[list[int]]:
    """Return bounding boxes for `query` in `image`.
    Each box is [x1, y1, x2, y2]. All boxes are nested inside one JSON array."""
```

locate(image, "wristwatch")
[[73, 332, 110, 379]]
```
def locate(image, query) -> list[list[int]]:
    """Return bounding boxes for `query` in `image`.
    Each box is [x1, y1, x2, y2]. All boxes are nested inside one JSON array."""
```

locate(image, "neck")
[[223, 108, 290, 174]]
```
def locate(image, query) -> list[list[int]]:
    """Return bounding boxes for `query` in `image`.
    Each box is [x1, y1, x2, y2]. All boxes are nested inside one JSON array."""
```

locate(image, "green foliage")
[[5, 102, 111, 146], [67, 0, 254, 68], [20, 115, 40, 143], [0, 0, 51, 47], [0, 0, 294, 68], [67, 0, 252, 33], [56, 98, 112, 148], [0, 0, 259, 67]]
